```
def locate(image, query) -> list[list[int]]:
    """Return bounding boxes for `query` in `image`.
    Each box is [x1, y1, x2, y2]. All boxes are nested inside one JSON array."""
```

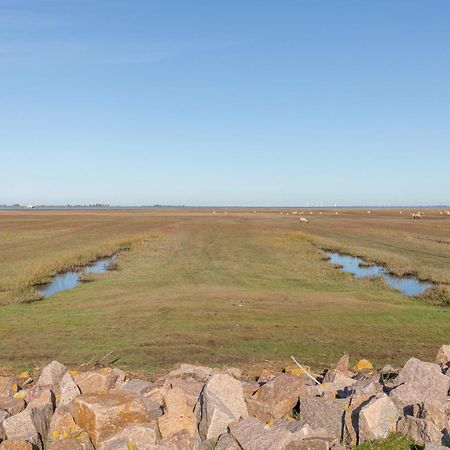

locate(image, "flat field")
[[0, 209, 448, 373]]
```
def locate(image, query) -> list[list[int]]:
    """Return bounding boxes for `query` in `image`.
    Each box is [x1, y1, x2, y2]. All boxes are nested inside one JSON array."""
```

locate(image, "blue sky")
[[1, 0, 449, 206]]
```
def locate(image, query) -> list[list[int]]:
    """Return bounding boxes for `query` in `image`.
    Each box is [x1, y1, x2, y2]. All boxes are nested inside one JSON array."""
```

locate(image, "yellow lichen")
[[354, 359, 373, 372]]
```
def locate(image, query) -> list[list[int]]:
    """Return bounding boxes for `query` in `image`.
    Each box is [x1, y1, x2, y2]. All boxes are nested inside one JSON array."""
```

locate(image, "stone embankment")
[[1, 346, 450, 449]]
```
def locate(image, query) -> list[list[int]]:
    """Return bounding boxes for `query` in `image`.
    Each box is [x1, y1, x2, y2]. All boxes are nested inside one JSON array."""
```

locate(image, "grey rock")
[[199, 373, 248, 441], [389, 358, 450, 412], [299, 396, 347, 441], [37, 361, 67, 387], [229, 417, 292, 450], [358, 393, 400, 443]]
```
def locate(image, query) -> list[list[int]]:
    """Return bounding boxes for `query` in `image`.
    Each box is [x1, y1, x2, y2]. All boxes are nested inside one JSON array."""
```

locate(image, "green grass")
[[0, 210, 449, 373], [354, 433, 422, 449]]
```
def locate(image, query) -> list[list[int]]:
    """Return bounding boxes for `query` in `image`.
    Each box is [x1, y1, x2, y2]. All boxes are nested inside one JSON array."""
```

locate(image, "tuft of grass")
[[418, 285, 450, 306], [354, 433, 422, 449]]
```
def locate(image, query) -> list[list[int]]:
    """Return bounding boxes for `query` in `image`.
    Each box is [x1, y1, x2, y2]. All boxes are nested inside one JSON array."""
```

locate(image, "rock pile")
[[1, 346, 450, 449]]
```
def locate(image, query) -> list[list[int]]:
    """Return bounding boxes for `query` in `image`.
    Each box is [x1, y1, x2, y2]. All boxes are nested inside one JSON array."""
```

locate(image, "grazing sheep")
[[412, 212, 422, 219], [299, 217, 309, 223], [367, 210, 371, 214]]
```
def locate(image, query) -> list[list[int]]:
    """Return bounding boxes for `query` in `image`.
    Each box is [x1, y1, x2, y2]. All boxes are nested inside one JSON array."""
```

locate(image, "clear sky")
[[1, 0, 449, 206]]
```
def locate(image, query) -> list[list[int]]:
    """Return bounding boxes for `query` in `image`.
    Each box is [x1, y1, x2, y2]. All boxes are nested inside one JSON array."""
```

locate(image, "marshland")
[[0, 208, 448, 373]]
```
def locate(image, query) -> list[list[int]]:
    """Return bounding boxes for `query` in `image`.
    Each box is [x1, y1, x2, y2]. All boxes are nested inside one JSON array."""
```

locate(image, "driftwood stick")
[[290, 356, 321, 385]]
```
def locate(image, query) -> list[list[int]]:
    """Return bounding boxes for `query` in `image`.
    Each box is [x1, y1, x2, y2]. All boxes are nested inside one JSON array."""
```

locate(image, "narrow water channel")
[[40, 255, 117, 298], [326, 252, 432, 297]]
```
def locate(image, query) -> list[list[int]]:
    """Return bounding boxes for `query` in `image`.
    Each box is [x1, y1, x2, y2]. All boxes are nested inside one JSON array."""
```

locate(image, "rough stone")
[[389, 358, 450, 411], [0, 441, 34, 450], [299, 396, 347, 441], [156, 430, 199, 450], [199, 373, 248, 441], [230, 417, 292, 450], [168, 364, 213, 381], [70, 391, 150, 446], [3, 389, 54, 449], [57, 372, 81, 409], [241, 381, 260, 399], [47, 409, 94, 450], [217, 432, 241, 449], [0, 377, 16, 397], [0, 395, 26, 415], [73, 368, 123, 394], [98, 423, 159, 450], [168, 377, 203, 408], [157, 387, 197, 439], [38, 361, 67, 387], [358, 393, 400, 443], [121, 378, 153, 396], [436, 345, 450, 365], [285, 440, 330, 450], [335, 354, 350, 376], [247, 373, 305, 422]]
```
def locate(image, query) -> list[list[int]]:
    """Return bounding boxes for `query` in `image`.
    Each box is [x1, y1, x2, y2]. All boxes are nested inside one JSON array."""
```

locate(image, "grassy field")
[[0, 209, 449, 373]]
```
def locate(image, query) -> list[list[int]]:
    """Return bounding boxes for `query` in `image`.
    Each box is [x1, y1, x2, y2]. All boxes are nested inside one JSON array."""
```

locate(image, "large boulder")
[[299, 396, 347, 441], [358, 393, 400, 443], [157, 387, 197, 439], [70, 391, 150, 446], [246, 373, 305, 422], [37, 361, 67, 387], [397, 402, 449, 447], [388, 358, 450, 412], [199, 373, 247, 441]]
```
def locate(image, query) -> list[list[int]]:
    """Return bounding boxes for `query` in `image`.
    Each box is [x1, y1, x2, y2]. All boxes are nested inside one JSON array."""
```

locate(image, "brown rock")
[[98, 423, 159, 450], [168, 364, 213, 382], [3, 389, 54, 449], [436, 345, 450, 365], [241, 381, 260, 399], [247, 373, 306, 422], [168, 377, 203, 408], [335, 354, 350, 376], [47, 409, 94, 450], [286, 439, 330, 450], [73, 368, 123, 394], [156, 429, 198, 450], [0, 395, 26, 415], [0, 377, 16, 396], [70, 391, 150, 446], [0, 441, 34, 450], [157, 387, 197, 439]]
